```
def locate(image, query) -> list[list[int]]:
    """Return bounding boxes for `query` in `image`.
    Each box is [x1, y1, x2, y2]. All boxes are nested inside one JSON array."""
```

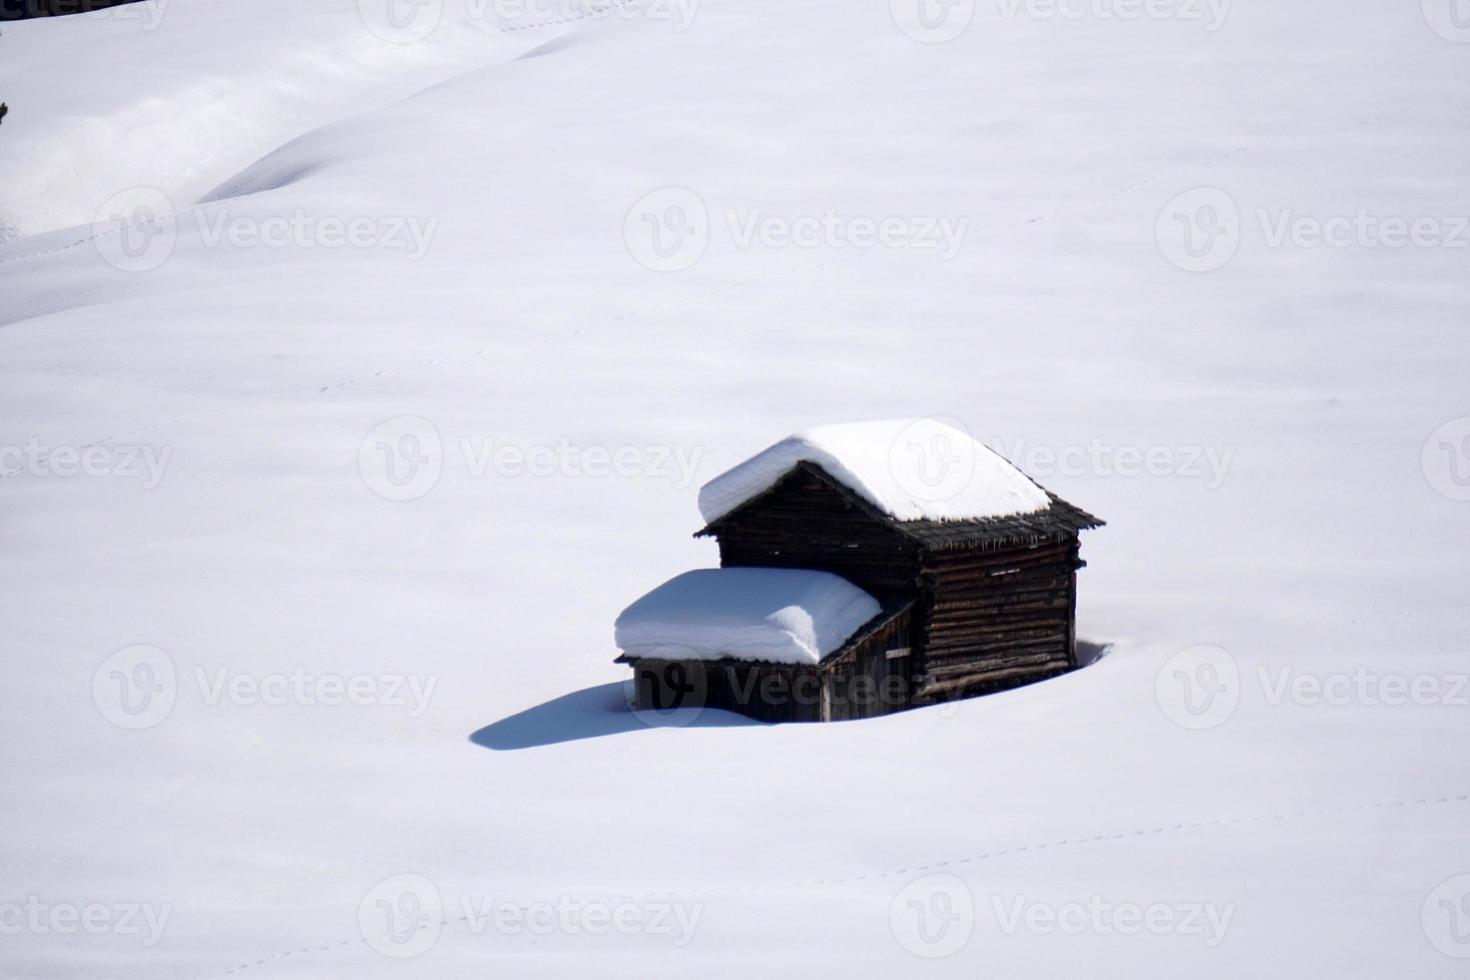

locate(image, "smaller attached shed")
[[615, 568, 913, 722], [615, 419, 1103, 722]]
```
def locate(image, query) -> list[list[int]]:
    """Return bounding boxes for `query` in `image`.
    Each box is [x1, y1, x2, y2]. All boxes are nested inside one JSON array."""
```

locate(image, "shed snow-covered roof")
[[697, 419, 1051, 526], [614, 568, 882, 666]]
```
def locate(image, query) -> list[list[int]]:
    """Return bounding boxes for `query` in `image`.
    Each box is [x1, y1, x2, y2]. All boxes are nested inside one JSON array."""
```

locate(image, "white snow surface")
[[696, 418, 1052, 524], [1, 0, 1468, 978], [614, 568, 883, 664]]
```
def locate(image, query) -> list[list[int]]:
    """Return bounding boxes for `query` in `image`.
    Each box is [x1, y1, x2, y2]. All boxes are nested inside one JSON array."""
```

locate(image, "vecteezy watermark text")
[[1157, 187, 1470, 272], [991, 895, 1235, 946], [358, 416, 705, 502], [624, 188, 969, 272], [989, 436, 1234, 489], [889, 874, 1234, 958], [0, 898, 171, 947], [996, 0, 1230, 30], [0, 440, 171, 489], [460, 895, 701, 945], [1155, 645, 1469, 730], [889, 0, 1229, 43], [194, 666, 437, 717], [92, 645, 438, 730], [357, 874, 702, 958], [92, 188, 439, 273], [357, 0, 699, 44]]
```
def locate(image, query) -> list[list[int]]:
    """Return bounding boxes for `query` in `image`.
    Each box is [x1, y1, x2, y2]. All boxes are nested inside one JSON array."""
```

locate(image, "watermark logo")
[[93, 646, 438, 729], [1257, 210, 1469, 251], [1154, 645, 1239, 730], [358, 421, 706, 501], [1258, 665, 1467, 709], [359, 873, 702, 953], [1422, 0, 1470, 43], [92, 188, 177, 274], [359, 416, 444, 502], [194, 667, 438, 717], [461, 893, 702, 943], [1423, 417, 1470, 502], [8, 0, 170, 29], [1160, 187, 1469, 272], [0, 440, 171, 488], [496, 0, 699, 31], [890, 0, 975, 43], [195, 208, 438, 259], [995, 0, 1231, 31], [990, 895, 1234, 945], [460, 437, 702, 485], [725, 209, 968, 261], [359, 874, 443, 958], [0, 898, 172, 946], [92, 645, 177, 731], [1423, 873, 1470, 958], [624, 187, 709, 273], [890, 874, 974, 958], [91, 188, 438, 272], [888, 417, 977, 505], [80, 0, 170, 30], [358, 0, 698, 41], [359, 0, 445, 42], [624, 188, 969, 270], [623, 647, 711, 728], [989, 436, 1234, 489], [1158, 650, 1464, 730], [1156, 187, 1239, 273]]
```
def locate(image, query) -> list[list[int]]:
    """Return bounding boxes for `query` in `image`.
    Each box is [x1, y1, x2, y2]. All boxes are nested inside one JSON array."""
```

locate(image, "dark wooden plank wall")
[[629, 604, 915, 723], [695, 464, 1091, 716], [711, 466, 921, 603], [913, 536, 1081, 703], [821, 604, 914, 721], [631, 659, 827, 723]]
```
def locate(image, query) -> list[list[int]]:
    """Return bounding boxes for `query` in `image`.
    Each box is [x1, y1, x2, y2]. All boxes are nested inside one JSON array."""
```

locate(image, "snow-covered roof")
[[697, 419, 1051, 526], [614, 568, 883, 666]]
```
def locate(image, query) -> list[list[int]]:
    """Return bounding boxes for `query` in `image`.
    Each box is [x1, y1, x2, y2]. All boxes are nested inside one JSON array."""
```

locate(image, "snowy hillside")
[[1, 0, 1468, 976]]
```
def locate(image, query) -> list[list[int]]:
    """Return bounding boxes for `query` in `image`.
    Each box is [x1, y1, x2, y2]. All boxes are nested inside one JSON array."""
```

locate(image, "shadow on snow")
[[468, 681, 759, 751], [468, 641, 1111, 752]]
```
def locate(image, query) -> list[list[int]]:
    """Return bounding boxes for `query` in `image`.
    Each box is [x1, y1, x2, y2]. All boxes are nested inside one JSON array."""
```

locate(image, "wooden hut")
[[616, 419, 1103, 722]]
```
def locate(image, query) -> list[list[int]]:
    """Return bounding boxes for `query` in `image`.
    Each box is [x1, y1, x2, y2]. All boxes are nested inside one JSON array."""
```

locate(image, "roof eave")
[[694, 461, 1104, 547]]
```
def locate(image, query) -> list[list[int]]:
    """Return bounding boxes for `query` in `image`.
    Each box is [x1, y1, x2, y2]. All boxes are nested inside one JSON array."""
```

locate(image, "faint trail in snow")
[[0, 223, 132, 268], [198, 790, 1469, 977], [707, 791, 1470, 896]]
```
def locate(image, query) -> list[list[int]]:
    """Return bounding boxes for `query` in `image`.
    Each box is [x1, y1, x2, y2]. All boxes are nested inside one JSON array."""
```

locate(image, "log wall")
[[709, 465, 921, 603], [631, 659, 826, 723], [912, 537, 1081, 703], [820, 603, 914, 721], [628, 604, 915, 723], [695, 463, 1092, 717]]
